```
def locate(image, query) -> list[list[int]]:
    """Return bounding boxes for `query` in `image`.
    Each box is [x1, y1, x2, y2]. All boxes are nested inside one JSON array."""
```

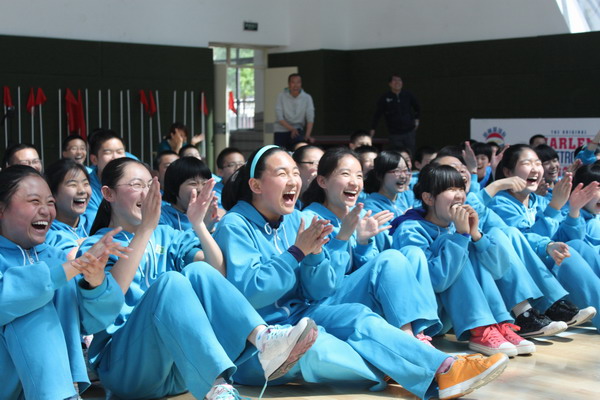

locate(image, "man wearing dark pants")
[[274, 73, 315, 150], [370, 73, 420, 153]]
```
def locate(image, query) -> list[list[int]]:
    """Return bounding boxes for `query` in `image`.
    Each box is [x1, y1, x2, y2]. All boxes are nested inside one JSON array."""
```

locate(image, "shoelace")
[[496, 323, 524, 343], [208, 384, 252, 400], [259, 325, 289, 352], [478, 325, 506, 347], [415, 332, 434, 346]]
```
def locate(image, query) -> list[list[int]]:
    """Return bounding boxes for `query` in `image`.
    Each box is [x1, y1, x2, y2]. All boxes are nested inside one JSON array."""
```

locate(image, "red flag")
[[35, 88, 47, 106], [3, 86, 13, 108], [26, 88, 36, 113], [228, 91, 237, 114], [200, 91, 208, 116], [139, 90, 149, 113], [65, 88, 79, 134], [148, 91, 157, 117], [77, 90, 87, 140]]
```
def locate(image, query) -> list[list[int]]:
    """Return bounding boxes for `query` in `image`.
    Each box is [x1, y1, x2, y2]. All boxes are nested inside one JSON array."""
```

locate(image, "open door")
[[264, 67, 298, 146]]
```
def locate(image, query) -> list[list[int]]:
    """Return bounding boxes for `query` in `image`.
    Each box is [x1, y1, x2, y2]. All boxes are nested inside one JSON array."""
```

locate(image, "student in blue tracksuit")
[[84, 129, 128, 232], [0, 165, 126, 400], [292, 144, 324, 210], [391, 164, 538, 356], [160, 157, 219, 232], [535, 144, 562, 204], [490, 144, 600, 331], [214, 145, 508, 400], [78, 157, 317, 400], [61, 134, 90, 168], [45, 159, 92, 259], [363, 150, 414, 251], [300, 147, 441, 342], [214, 147, 246, 209], [432, 151, 594, 332], [572, 162, 600, 249]]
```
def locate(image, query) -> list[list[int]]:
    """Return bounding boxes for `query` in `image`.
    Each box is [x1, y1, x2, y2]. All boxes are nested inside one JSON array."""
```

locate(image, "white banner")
[[471, 118, 600, 167]]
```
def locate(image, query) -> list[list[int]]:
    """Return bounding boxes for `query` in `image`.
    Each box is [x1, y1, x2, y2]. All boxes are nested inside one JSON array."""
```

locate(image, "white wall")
[[0, 0, 570, 51], [0, 0, 290, 48]]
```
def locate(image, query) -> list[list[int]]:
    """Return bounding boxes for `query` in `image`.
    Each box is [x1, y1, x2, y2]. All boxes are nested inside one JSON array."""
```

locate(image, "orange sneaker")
[[437, 353, 508, 400]]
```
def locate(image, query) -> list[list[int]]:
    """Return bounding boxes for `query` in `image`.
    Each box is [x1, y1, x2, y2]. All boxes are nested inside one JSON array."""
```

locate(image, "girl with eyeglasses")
[[78, 157, 318, 400], [489, 144, 600, 331], [0, 165, 127, 399], [363, 150, 414, 250], [214, 145, 508, 400]]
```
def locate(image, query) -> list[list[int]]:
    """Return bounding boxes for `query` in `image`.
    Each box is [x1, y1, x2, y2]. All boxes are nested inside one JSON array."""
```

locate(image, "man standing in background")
[[274, 73, 315, 150], [370, 73, 420, 153]]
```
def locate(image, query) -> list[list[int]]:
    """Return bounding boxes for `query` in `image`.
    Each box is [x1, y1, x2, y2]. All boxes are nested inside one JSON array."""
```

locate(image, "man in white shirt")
[[273, 74, 315, 150]]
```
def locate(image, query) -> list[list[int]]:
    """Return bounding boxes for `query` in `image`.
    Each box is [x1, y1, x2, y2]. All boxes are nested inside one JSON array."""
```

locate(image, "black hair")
[[292, 144, 323, 164], [0, 165, 43, 208], [44, 158, 90, 195], [472, 142, 493, 160], [414, 164, 465, 211], [388, 73, 402, 82], [90, 157, 149, 234], [435, 145, 464, 162], [153, 150, 179, 170], [216, 147, 243, 169], [573, 161, 600, 190], [495, 144, 533, 180], [301, 147, 360, 207], [414, 146, 437, 164], [355, 145, 379, 156], [61, 134, 87, 152], [88, 129, 123, 157], [221, 146, 287, 211], [364, 150, 404, 194], [179, 144, 200, 158], [350, 130, 370, 144], [163, 157, 212, 205], [534, 144, 559, 163], [529, 134, 546, 146], [168, 122, 188, 139], [288, 73, 301, 83], [2, 143, 39, 169]]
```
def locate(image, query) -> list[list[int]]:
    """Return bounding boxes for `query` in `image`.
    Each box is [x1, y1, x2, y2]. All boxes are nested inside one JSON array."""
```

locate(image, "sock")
[[512, 300, 532, 317], [436, 356, 455, 374], [255, 326, 269, 351]]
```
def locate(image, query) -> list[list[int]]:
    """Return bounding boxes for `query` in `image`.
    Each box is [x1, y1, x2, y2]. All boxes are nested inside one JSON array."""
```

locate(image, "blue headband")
[[250, 145, 279, 178]]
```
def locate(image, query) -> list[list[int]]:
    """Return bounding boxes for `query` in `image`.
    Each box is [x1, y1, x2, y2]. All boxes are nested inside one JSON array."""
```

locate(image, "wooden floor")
[[83, 324, 600, 400]]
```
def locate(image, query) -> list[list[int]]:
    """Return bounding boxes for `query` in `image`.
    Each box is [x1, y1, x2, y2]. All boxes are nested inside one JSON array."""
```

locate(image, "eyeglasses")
[[387, 168, 409, 176], [101, 148, 126, 157], [17, 159, 42, 166], [66, 146, 87, 152], [224, 162, 245, 169], [298, 160, 319, 166], [116, 179, 153, 191]]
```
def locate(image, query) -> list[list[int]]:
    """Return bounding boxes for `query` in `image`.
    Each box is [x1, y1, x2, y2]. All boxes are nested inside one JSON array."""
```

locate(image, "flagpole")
[[58, 89, 62, 158], [190, 91, 194, 142], [17, 87, 21, 143], [140, 96, 144, 163], [172, 90, 176, 123], [98, 90, 102, 128], [149, 92, 153, 162], [108, 89, 111, 129], [3, 104, 7, 149], [201, 92, 206, 158], [155, 90, 161, 145], [183, 90, 187, 126], [85, 89, 89, 137], [39, 104, 44, 162], [120, 91, 123, 137], [127, 90, 132, 152]]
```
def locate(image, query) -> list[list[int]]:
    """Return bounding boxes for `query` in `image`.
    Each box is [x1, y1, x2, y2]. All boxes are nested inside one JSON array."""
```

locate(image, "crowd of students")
[[2, 125, 599, 400]]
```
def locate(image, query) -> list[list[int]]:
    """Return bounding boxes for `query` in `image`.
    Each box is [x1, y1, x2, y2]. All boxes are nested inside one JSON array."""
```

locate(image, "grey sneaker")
[[257, 317, 318, 380]]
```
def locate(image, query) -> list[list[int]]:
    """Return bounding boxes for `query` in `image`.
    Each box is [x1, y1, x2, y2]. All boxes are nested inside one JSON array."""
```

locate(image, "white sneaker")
[[257, 317, 318, 380], [204, 383, 240, 400]]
